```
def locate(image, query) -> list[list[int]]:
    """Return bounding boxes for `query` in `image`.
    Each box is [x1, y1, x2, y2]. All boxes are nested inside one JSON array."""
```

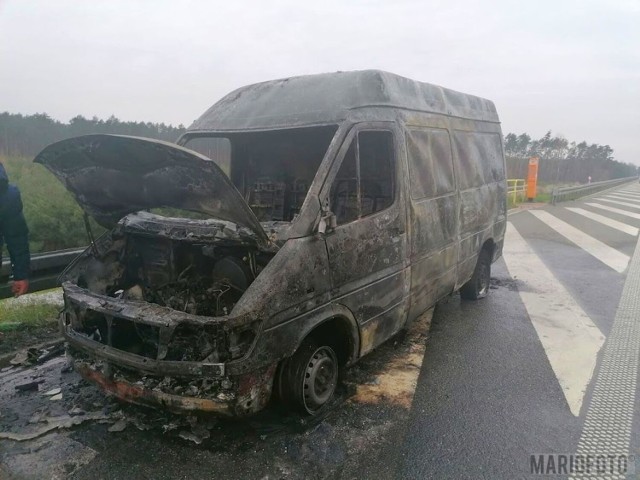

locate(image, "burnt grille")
[[165, 322, 228, 362], [70, 308, 160, 360]]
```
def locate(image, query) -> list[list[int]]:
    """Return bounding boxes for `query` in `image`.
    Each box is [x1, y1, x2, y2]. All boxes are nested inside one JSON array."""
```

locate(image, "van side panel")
[[403, 124, 459, 321], [407, 197, 458, 317], [451, 127, 507, 286]]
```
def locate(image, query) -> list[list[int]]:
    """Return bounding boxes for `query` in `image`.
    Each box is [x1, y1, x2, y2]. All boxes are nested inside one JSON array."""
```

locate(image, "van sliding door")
[[405, 127, 458, 321]]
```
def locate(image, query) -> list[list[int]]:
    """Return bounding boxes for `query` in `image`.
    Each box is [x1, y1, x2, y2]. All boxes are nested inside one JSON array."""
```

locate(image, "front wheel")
[[460, 249, 491, 300], [277, 338, 339, 415]]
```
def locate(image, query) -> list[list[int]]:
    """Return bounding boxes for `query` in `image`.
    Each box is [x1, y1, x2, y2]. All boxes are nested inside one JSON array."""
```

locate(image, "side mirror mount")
[[317, 211, 337, 235]]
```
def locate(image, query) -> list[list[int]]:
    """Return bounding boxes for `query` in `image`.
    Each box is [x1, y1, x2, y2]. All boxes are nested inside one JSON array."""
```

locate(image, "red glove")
[[12, 280, 29, 297]]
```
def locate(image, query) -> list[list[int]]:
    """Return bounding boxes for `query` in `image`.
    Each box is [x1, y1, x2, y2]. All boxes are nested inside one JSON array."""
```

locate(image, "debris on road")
[[178, 426, 211, 445], [43, 387, 61, 396], [68, 406, 85, 416], [5, 341, 65, 368], [36, 342, 64, 364], [28, 412, 47, 424], [9, 350, 29, 366], [0, 411, 109, 441], [61, 361, 73, 374], [107, 419, 128, 433], [161, 421, 179, 433], [14, 379, 44, 392]]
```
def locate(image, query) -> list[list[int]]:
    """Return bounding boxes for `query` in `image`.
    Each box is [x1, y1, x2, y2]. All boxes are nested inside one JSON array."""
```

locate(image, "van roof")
[[188, 70, 499, 132]]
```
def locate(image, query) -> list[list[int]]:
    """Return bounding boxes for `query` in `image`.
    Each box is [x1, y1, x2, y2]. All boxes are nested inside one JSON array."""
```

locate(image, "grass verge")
[[0, 302, 60, 328], [0, 295, 61, 356]]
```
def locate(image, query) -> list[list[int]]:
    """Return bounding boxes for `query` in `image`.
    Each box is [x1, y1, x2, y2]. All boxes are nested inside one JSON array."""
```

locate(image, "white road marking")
[[565, 207, 639, 236], [603, 194, 640, 204], [503, 223, 605, 417], [571, 228, 640, 479], [586, 202, 640, 220], [609, 188, 640, 195], [614, 190, 640, 196], [597, 198, 640, 210], [605, 192, 640, 200], [530, 210, 630, 273]]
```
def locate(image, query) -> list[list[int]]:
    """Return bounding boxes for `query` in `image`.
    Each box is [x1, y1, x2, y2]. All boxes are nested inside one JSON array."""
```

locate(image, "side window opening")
[[452, 130, 504, 189], [232, 126, 338, 222], [182, 137, 231, 175], [331, 130, 394, 225]]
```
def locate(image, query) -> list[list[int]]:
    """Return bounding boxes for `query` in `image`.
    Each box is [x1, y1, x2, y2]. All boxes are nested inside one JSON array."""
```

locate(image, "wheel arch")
[[481, 237, 496, 259], [292, 304, 360, 366]]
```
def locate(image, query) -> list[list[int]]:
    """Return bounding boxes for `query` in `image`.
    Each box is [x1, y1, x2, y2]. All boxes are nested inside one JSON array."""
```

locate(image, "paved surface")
[[2, 182, 640, 479], [402, 182, 640, 479]]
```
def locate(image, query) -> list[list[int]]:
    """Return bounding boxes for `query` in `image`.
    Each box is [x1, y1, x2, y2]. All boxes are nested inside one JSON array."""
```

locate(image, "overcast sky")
[[0, 0, 638, 163]]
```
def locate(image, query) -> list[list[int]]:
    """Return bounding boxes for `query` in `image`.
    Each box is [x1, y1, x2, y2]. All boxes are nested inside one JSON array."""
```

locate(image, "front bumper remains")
[[61, 284, 275, 416], [73, 357, 276, 416]]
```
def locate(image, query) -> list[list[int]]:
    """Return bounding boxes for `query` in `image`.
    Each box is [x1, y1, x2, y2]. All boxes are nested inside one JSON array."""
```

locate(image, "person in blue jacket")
[[0, 162, 30, 296]]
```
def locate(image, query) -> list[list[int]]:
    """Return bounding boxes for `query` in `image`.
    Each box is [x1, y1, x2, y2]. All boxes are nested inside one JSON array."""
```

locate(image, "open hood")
[[34, 134, 269, 244]]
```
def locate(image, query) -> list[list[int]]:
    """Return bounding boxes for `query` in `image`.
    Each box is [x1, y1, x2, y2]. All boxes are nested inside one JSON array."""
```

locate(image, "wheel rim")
[[302, 346, 338, 413]]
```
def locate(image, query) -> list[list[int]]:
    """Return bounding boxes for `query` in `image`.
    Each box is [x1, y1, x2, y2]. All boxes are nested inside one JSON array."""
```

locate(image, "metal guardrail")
[[507, 178, 527, 204], [551, 176, 639, 205], [0, 247, 84, 299]]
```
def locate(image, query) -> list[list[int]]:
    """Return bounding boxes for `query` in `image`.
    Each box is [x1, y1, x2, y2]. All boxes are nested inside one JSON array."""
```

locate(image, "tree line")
[[0, 112, 186, 157], [0, 112, 188, 253], [504, 131, 637, 184]]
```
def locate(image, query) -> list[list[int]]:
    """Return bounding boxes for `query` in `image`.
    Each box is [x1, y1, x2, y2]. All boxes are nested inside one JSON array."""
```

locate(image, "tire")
[[277, 337, 339, 415], [460, 248, 491, 300]]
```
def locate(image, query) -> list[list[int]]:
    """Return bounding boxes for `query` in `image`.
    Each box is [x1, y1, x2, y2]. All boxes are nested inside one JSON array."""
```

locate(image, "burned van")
[[35, 70, 506, 416]]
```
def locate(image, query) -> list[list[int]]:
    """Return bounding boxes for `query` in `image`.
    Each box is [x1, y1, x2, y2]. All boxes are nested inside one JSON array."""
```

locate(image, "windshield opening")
[[183, 125, 338, 222]]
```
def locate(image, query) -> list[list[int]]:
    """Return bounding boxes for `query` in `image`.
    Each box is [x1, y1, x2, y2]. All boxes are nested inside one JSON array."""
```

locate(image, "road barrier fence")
[[0, 247, 84, 299], [507, 179, 527, 205], [551, 176, 638, 205]]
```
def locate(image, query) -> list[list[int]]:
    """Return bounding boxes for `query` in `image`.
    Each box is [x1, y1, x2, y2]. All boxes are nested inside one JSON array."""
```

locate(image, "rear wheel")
[[460, 248, 491, 300], [277, 338, 339, 415]]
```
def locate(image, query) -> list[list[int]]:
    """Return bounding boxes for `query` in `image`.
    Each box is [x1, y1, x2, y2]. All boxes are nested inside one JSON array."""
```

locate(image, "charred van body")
[[35, 70, 507, 416]]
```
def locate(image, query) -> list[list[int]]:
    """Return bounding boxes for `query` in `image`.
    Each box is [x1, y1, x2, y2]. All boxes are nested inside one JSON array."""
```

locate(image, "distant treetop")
[[0, 112, 187, 157]]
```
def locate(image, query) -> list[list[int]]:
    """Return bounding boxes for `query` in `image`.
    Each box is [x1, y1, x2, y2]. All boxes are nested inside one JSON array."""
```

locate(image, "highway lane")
[[402, 182, 640, 479]]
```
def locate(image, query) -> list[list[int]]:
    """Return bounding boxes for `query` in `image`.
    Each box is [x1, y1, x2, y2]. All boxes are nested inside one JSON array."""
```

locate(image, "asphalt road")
[[2, 182, 640, 479], [401, 183, 640, 479]]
